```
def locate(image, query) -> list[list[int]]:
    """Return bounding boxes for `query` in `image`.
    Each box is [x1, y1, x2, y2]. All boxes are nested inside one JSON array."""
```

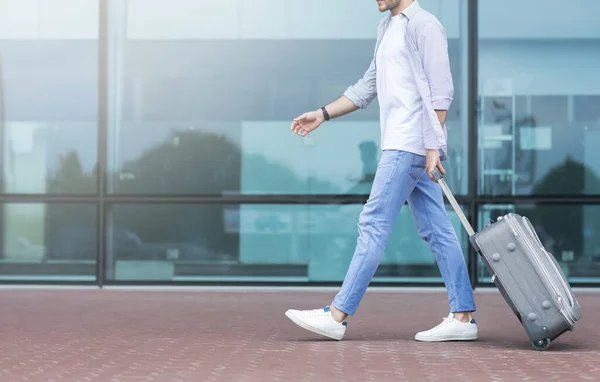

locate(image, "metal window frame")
[[98, 0, 109, 288], [467, 0, 479, 288]]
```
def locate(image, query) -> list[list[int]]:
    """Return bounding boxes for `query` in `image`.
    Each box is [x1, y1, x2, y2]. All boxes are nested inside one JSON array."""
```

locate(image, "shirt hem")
[[381, 145, 427, 157]]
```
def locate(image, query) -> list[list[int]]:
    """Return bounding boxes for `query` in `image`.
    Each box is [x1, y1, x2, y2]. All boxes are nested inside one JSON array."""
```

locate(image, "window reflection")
[[478, 204, 600, 284], [107, 203, 468, 282], [106, 1, 469, 195], [0, 15, 98, 194], [478, 1, 600, 196], [0, 203, 96, 281]]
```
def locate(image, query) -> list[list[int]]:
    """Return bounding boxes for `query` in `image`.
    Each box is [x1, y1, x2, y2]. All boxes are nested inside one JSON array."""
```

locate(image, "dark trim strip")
[[467, 0, 479, 289], [0, 194, 471, 205], [0, 45, 5, 260], [3, 193, 600, 205], [97, 0, 109, 288], [474, 196, 600, 204], [0, 280, 598, 288], [0, 55, 5, 193], [0, 281, 98, 286], [99, 281, 449, 288]]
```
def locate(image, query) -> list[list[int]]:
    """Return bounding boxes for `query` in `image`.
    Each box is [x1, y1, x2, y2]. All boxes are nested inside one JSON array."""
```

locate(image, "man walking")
[[285, 0, 478, 342]]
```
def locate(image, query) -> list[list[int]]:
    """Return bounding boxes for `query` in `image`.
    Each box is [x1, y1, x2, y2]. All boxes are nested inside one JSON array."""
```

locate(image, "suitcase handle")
[[431, 168, 475, 237]]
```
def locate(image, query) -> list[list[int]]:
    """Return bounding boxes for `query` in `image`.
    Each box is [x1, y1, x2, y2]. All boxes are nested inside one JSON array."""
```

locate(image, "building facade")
[[0, 0, 599, 286]]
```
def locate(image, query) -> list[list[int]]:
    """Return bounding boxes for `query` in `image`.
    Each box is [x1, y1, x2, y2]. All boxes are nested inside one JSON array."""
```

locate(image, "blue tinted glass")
[[478, 204, 600, 284], [0, 1, 98, 194], [107, 203, 468, 282], [107, 1, 469, 195], [478, 0, 600, 196], [0, 203, 96, 281]]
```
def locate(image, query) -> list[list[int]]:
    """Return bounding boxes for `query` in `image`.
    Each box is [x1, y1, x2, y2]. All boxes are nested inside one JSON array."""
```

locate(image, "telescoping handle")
[[431, 168, 475, 237]]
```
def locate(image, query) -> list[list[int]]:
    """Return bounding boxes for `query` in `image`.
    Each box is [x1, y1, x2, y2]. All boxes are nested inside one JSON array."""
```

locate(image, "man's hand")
[[290, 110, 325, 137], [426, 149, 445, 182]]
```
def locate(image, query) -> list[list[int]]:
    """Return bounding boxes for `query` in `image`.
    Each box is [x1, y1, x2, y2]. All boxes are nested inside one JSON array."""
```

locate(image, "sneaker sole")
[[415, 333, 478, 342], [284, 310, 344, 341]]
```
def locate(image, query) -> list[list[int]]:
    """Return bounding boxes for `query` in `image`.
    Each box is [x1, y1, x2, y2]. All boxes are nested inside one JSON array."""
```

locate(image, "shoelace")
[[307, 310, 329, 318], [433, 315, 454, 329]]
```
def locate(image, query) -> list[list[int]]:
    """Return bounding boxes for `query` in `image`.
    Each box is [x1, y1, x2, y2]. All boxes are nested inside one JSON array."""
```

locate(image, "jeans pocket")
[[408, 153, 426, 181]]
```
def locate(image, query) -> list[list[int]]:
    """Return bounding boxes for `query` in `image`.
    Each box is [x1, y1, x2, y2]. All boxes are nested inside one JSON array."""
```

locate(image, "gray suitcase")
[[431, 169, 581, 351]]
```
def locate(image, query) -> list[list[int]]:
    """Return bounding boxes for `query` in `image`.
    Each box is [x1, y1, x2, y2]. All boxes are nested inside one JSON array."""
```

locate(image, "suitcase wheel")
[[531, 338, 551, 351]]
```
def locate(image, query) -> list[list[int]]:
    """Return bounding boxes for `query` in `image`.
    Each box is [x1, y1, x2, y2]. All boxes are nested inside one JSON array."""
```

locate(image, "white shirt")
[[375, 14, 425, 155], [344, 1, 454, 160]]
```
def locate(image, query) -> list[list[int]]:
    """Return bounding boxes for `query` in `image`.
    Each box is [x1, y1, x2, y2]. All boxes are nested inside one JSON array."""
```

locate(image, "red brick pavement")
[[0, 288, 598, 382]]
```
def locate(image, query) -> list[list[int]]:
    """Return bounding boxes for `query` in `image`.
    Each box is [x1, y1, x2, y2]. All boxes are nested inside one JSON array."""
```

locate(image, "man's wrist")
[[315, 109, 326, 123]]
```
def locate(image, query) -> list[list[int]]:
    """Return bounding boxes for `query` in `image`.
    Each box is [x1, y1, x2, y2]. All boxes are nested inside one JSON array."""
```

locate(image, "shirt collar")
[[401, 0, 421, 20]]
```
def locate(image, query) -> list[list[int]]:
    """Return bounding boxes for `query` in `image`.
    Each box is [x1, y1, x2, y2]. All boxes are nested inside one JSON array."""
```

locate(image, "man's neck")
[[390, 0, 415, 16]]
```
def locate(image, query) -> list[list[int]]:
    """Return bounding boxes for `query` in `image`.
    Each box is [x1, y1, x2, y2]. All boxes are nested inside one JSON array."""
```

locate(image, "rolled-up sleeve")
[[417, 21, 454, 111], [343, 57, 378, 109]]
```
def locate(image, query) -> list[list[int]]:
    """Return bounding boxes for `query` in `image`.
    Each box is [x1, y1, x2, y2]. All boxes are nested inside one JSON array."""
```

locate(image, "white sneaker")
[[415, 313, 478, 342], [285, 306, 347, 341]]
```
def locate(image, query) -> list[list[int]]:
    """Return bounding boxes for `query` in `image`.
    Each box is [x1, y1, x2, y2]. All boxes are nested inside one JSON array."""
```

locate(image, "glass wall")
[[478, 0, 600, 196], [478, 204, 600, 284], [101, 0, 471, 283], [105, 0, 469, 196], [0, 203, 97, 280], [106, 203, 469, 282], [0, 0, 99, 194], [0, 0, 598, 286], [477, 0, 600, 284], [0, 0, 98, 280]]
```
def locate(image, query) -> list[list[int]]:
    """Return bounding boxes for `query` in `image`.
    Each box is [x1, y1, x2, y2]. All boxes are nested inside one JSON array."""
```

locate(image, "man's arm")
[[321, 95, 360, 120], [416, 21, 453, 180], [424, 109, 449, 181], [418, 22, 454, 116], [290, 95, 360, 137], [416, 21, 453, 155], [291, 95, 359, 136], [342, 57, 378, 110]]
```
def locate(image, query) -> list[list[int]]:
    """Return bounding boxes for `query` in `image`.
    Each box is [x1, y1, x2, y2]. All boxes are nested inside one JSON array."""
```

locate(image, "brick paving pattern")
[[0, 289, 598, 381]]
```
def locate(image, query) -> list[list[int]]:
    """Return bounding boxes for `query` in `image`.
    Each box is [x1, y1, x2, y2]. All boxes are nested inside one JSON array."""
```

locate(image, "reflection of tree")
[[118, 130, 240, 194], [113, 203, 237, 262], [528, 157, 600, 262], [48, 151, 96, 194], [45, 153, 96, 261], [43, 129, 337, 261]]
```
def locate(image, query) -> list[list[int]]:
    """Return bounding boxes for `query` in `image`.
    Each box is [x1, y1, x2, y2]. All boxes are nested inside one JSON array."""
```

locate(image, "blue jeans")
[[332, 150, 476, 315]]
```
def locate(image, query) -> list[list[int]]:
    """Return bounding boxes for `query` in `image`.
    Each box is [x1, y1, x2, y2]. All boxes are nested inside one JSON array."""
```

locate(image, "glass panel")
[[0, 0, 98, 194], [107, 203, 468, 282], [477, 204, 600, 284], [106, 0, 469, 195], [0, 203, 96, 281], [478, 0, 600, 196], [574, 95, 600, 123]]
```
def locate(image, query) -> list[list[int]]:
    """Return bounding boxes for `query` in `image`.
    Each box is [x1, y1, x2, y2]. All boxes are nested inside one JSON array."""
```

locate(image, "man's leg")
[[407, 161, 477, 342], [285, 150, 420, 340]]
